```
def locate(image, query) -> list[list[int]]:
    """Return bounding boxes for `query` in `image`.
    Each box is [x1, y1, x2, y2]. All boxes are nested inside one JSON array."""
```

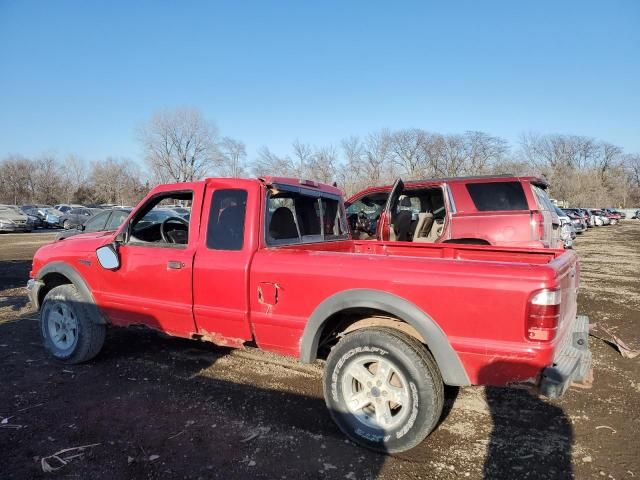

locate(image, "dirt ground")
[[1, 224, 638, 479]]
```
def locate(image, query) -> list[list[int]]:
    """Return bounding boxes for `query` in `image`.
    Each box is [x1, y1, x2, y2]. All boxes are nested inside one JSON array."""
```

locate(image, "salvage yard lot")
[[1, 225, 639, 479]]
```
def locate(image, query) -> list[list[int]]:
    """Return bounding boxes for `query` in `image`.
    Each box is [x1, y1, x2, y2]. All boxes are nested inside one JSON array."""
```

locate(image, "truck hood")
[[32, 230, 115, 278], [56, 231, 114, 242]]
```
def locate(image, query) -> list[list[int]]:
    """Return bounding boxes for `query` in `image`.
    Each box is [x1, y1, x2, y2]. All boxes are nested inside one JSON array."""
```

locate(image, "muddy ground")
[[0, 224, 638, 479]]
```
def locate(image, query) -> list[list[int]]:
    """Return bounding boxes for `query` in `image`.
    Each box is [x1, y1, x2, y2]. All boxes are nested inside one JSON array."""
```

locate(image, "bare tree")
[[60, 154, 88, 203], [90, 157, 146, 205], [308, 145, 338, 184], [252, 147, 295, 177], [0, 155, 36, 204], [139, 107, 219, 183], [218, 137, 247, 177], [33, 155, 64, 204], [389, 129, 427, 179], [291, 140, 313, 178], [464, 131, 508, 173]]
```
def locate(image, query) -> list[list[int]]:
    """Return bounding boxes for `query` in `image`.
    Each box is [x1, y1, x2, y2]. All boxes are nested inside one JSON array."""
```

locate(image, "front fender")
[[299, 289, 470, 386], [32, 261, 107, 324]]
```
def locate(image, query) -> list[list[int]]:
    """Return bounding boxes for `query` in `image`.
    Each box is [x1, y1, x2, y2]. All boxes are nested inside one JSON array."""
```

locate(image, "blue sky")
[[1, 0, 639, 165]]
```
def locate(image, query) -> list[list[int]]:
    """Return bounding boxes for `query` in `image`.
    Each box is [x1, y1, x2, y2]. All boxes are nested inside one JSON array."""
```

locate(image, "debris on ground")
[[40, 443, 101, 472], [590, 323, 640, 359]]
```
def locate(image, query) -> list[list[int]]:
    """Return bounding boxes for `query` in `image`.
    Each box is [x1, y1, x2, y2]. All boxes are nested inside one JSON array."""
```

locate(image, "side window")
[[466, 182, 528, 211], [129, 191, 192, 247], [532, 185, 554, 212], [84, 211, 110, 232], [106, 210, 129, 230], [207, 189, 247, 250]]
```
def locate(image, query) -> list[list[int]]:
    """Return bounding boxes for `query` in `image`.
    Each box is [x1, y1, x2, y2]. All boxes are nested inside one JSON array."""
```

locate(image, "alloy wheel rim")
[[341, 355, 411, 431], [47, 302, 78, 350]]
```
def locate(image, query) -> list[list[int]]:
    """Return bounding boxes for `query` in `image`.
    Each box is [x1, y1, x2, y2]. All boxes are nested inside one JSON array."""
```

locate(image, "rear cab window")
[[465, 181, 528, 211], [265, 184, 349, 246]]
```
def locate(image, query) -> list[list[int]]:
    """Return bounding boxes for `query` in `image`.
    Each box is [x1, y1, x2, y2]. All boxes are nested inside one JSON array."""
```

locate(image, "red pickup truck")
[[28, 177, 592, 453]]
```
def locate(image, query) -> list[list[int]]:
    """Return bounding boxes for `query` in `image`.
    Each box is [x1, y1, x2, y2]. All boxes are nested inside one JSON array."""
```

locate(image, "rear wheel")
[[323, 327, 444, 453], [40, 284, 106, 364]]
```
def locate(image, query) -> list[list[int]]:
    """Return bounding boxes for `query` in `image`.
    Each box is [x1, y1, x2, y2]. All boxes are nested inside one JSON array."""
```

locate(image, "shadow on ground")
[[1, 297, 574, 479]]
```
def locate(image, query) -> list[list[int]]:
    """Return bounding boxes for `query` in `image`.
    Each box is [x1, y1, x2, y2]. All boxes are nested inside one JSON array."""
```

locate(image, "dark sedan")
[[56, 208, 132, 240], [58, 207, 102, 229]]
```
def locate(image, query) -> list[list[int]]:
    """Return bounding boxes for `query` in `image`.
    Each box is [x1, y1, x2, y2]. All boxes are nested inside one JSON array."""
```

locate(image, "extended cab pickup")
[[28, 177, 592, 452]]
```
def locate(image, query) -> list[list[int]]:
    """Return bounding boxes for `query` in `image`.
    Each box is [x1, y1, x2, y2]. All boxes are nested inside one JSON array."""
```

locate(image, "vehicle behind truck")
[[28, 177, 592, 453]]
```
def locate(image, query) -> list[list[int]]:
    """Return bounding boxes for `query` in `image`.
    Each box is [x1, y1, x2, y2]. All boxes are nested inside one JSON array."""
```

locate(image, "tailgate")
[[549, 250, 579, 342]]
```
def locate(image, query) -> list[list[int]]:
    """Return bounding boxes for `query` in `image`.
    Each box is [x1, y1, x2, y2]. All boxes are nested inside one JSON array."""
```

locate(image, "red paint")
[[31, 176, 582, 387]]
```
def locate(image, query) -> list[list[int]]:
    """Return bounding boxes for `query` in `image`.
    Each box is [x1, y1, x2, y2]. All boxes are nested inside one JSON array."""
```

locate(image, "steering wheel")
[[160, 216, 189, 243]]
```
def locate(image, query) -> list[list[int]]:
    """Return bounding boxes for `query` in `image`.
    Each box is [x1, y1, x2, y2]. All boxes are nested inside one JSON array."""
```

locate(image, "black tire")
[[40, 284, 106, 364], [323, 327, 444, 453], [63, 220, 70, 229]]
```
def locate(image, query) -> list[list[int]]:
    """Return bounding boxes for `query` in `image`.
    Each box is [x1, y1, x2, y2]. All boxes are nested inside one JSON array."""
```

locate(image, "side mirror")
[[96, 244, 120, 270]]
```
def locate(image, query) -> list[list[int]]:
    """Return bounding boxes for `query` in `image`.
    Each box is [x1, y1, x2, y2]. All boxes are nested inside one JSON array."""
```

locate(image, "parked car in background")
[[56, 208, 132, 240], [554, 206, 575, 248], [633, 209, 640, 219], [562, 209, 587, 233], [20, 206, 46, 228], [54, 204, 83, 214], [347, 175, 562, 248], [59, 207, 102, 229], [588, 208, 609, 227], [0, 204, 31, 232], [601, 209, 621, 224], [37, 207, 64, 227], [576, 208, 593, 227]]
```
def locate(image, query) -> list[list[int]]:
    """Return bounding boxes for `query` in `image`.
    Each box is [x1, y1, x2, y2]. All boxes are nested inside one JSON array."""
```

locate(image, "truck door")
[[377, 178, 404, 241], [93, 184, 203, 337], [191, 181, 258, 342]]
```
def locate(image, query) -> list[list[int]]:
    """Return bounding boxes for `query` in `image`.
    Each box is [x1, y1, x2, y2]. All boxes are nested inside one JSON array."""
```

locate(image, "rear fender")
[[299, 289, 470, 386]]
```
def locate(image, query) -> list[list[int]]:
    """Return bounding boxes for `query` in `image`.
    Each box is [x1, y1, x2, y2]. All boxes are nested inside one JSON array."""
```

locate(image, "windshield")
[[265, 186, 349, 245]]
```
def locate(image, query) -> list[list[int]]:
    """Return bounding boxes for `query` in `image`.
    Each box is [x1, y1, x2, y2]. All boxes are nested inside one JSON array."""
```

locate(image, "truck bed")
[[281, 239, 564, 265]]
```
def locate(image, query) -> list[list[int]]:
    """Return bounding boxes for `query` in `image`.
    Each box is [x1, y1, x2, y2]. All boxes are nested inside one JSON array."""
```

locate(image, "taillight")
[[530, 210, 545, 241], [526, 289, 561, 342]]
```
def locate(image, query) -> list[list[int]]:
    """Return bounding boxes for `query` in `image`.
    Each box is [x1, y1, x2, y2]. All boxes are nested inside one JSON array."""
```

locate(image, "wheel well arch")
[[34, 262, 107, 324], [299, 289, 470, 386], [38, 272, 73, 307]]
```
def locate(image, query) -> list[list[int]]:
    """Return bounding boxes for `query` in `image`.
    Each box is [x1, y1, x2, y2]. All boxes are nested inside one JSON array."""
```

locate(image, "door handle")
[[167, 261, 184, 270]]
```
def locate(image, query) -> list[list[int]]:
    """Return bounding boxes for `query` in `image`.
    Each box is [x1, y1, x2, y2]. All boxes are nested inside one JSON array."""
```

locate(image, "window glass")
[[129, 192, 192, 246], [84, 211, 110, 232], [207, 189, 247, 250], [532, 185, 554, 212], [106, 210, 130, 230], [466, 182, 528, 211], [266, 188, 348, 245]]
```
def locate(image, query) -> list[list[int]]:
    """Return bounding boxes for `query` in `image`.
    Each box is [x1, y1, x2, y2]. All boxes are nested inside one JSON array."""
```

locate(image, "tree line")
[[1, 107, 639, 207]]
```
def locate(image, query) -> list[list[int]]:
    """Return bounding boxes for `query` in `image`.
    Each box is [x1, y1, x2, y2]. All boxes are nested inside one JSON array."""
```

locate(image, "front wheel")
[[323, 327, 444, 453], [40, 284, 106, 364]]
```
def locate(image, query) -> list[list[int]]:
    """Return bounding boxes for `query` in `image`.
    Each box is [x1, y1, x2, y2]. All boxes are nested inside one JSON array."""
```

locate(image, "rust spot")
[[195, 330, 245, 349]]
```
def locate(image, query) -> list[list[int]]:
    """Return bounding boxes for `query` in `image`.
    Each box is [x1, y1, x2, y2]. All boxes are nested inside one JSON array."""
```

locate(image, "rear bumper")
[[539, 315, 592, 398]]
